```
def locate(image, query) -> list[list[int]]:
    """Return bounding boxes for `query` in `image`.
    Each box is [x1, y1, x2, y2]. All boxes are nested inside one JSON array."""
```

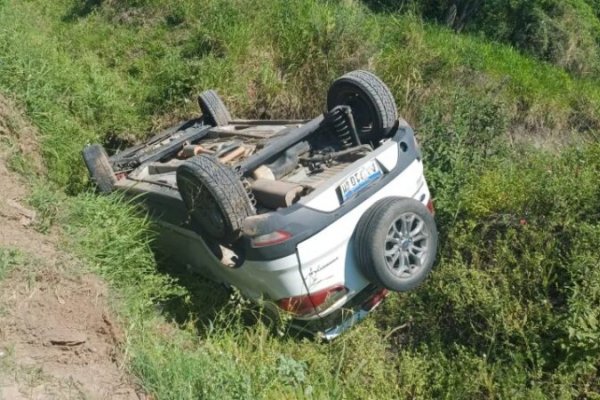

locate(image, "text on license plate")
[[338, 160, 383, 202]]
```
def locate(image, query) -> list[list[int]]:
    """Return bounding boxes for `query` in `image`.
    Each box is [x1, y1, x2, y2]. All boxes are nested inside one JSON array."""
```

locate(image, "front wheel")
[[355, 197, 438, 291]]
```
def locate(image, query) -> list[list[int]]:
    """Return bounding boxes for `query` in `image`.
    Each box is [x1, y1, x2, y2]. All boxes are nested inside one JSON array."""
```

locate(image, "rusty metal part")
[[241, 213, 271, 237], [177, 144, 214, 159], [178, 144, 200, 158], [219, 145, 246, 163], [210, 125, 289, 139], [229, 119, 307, 125], [213, 140, 242, 157], [242, 145, 255, 157], [251, 179, 304, 209], [251, 165, 276, 181]]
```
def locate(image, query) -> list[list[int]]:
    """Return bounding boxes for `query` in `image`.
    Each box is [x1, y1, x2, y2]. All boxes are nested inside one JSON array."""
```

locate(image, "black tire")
[[198, 90, 232, 127], [82, 144, 117, 194], [327, 70, 398, 139], [176, 154, 255, 243], [355, 197, 438, 292]]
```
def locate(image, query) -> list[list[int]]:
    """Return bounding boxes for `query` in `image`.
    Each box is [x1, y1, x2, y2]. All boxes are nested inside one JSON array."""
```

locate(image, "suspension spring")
[[331, 110, 354, 149], [328, 106, 361, 149], [238, 169, 257, 209]]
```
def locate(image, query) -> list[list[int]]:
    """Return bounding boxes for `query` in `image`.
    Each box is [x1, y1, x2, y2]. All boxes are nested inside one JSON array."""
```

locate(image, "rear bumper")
[[289, 284, 386, 340]]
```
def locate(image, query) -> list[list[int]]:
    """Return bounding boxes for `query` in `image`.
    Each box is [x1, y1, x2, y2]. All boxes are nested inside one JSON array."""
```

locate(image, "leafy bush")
[[381, 144, 600, 397], [416, 88, 509, 230]]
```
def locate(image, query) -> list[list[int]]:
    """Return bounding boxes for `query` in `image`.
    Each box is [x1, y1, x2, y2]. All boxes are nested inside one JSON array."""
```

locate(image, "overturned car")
[[83, 70, 438, 339]]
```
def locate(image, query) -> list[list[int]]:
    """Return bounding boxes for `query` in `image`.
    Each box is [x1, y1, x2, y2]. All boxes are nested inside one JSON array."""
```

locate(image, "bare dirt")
[[0, 95, 142, 399]]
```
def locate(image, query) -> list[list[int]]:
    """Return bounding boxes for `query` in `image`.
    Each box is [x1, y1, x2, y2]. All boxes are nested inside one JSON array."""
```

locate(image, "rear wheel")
[[176, 155, 255, 243], [82, 144, 116, 194], [327, 70, 398, 141], [198, 90, 232, 127], [355, 197, 437, 291]]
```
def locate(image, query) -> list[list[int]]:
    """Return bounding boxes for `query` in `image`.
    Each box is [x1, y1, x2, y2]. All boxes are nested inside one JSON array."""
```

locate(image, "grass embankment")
[[1, 0, 599, 398], [368, 0, 600, 77]]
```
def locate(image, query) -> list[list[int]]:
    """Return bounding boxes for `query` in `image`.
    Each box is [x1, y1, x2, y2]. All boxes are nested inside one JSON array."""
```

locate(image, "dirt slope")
[[0, 96, 142, 400]]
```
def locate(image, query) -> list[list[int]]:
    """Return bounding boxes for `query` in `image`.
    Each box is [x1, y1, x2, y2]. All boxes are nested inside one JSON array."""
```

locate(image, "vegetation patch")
[[0, 248, 23, 281], [0, 0, 599, 398], [368, 0, 600, 76]]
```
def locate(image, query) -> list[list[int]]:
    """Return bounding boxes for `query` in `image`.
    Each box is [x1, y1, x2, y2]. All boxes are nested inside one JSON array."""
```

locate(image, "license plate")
[[338, 160, 383, 202]]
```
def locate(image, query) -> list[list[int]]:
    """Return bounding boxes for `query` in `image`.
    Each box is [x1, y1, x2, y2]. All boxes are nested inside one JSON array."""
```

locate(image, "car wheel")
[[355, 197, 438, 292], [82, 144, 117, 194], [198, 90, 232, 127], [176, 154, 255, 243], [327, 70, 398, 140]]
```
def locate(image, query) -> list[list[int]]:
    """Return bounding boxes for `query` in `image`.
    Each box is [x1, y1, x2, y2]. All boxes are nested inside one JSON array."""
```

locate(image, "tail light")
[[426, 199, 435, 214], [250, 230, 292, 248], [277, 285, 348, 317], [362, 288, 389, 311]]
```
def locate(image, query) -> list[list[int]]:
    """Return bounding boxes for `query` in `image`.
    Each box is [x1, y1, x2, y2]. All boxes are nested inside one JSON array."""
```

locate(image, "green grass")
[[369, 0, 600, 77], [0, 248, 23, 281], [1, 0, 600, 398]]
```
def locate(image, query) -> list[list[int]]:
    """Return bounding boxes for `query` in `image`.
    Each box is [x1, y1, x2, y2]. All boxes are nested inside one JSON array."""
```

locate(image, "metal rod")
[[236, 114, 324, 175]]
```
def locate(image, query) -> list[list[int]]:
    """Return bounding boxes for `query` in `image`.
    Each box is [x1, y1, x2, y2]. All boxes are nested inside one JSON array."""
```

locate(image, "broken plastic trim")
[[278, 285, 348, 317]]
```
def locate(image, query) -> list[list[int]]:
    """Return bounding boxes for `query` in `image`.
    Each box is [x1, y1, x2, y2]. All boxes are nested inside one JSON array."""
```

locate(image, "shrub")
[[381, 144, 600, 397]]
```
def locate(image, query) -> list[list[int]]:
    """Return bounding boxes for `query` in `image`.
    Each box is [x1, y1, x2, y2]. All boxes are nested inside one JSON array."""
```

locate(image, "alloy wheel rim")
[[384, 212, 429, 278]]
